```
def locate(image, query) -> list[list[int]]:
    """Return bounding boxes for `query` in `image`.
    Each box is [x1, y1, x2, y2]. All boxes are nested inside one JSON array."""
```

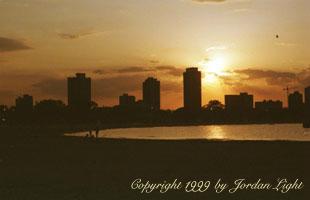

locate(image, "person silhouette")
[[95, 120, 101, 138]]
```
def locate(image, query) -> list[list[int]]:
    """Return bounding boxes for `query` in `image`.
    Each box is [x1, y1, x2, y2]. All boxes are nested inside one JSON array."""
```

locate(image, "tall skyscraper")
[[15, 94, 33, 113], [225, 92, 253, 112], [288, 91, 303, 112], [183, 67, 201, 111], [67, 73, 91, 111], [143, 77, 160, 110]]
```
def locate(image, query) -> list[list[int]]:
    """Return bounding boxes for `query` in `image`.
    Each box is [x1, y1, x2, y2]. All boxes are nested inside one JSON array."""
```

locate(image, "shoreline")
[[65, 121, 305, 134], [64, 123, 310, 142], [66, 135, 310, 143], [1, 121, 305, 133]]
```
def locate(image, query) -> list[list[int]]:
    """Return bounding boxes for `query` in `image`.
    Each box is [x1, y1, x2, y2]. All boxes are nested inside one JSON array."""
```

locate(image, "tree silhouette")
[[203, 100, 224, 112], [90, 101, 98, 110]]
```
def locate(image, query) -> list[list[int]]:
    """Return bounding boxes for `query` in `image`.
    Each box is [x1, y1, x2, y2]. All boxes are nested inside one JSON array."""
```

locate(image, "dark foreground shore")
[[0, 135, 309, 200]]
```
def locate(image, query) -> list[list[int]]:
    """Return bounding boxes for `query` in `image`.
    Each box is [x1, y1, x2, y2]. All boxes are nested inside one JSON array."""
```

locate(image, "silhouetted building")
[[15, 94, 33, 113], [255, 100, 283, 112], [288, 91, 303, 112], [304, 87, 310, 124], [225, 92, 253, 112], [183, 67, 201, 111], [67, 73, 91, 111], [119, 93, 136, 107], [143, 77, 160, 110], [304, 87, 310, 108]]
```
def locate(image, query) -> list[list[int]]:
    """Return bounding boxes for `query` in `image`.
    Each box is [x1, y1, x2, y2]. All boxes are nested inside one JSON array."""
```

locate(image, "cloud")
[[191, 0, 252, 5], [107, 66, 184, 94], [205, 45, 227, 52], [58, 33, 80, 40], [232, 83, 276, 97], [275, 42, 297, 47], [234, 68, 296, 86], [149, 60, 160, 64], [155, 66, 184, 77], [116, 66, 154, 73], [94, 75, 146, 98], [32, 78, 67, 99], [192, 0, 226, 3], [161, 81, 182, 93], [93, 69, 106, 75], [115, 66, 184, 77], [296, 68, 310, 86], [0, 37, 32, 52], [95, 74, 182, 98], [96, 66, 185, 77], [232, 8, 251, 13], [57, 30, 102, 40], [234, 69, 296, 80]]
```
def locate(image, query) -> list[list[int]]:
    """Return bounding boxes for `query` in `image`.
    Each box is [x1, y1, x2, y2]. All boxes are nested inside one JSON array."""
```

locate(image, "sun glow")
[[199, 55, 227, 84]]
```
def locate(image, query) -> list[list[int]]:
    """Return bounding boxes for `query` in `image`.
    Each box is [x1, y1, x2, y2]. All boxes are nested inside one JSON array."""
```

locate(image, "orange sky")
[[0, 0, 310, 109]]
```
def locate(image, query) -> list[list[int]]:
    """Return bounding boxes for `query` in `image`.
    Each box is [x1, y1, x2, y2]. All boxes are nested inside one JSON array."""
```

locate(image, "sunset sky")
[[0, 0, 309, 109]]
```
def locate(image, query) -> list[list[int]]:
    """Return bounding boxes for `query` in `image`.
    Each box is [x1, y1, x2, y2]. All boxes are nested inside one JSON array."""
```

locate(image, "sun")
[[202, 56, 226, 75], [199, 55, 227, 84]]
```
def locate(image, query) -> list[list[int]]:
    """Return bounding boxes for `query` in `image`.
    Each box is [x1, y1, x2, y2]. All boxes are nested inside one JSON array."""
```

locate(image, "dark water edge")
[[0, 121, 305, 136], [0, 134, 309, 200]]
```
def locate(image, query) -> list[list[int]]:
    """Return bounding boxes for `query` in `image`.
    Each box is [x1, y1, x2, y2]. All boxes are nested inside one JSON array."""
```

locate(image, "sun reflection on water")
[[207, 126, 226, 139]]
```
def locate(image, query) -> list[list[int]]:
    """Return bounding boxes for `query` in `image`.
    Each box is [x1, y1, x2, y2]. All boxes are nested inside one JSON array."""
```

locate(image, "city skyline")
[[0, 0, 310, 108], [4, 69, 310, 111]]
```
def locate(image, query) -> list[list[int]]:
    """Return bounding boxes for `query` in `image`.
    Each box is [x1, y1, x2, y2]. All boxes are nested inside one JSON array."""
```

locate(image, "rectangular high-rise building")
[[305, 86, 310, 107], [119, 93, 136, 107], [225, 92, 253, 112], [288, 91, 303, 112], [67, 73, 91, 110], [143, 77, 160, 110], [183, 67, 201, 111]]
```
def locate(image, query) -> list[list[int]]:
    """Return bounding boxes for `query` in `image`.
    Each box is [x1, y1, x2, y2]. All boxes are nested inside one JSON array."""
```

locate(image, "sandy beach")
[[0, 134, 309, 200]]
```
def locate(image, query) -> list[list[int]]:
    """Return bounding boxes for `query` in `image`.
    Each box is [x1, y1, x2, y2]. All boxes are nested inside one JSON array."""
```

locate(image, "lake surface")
[[67, 124, 310, 141]]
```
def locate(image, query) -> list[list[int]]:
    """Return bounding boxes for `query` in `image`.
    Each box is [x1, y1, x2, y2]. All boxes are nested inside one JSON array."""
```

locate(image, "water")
[[67, 124, 310, 141]]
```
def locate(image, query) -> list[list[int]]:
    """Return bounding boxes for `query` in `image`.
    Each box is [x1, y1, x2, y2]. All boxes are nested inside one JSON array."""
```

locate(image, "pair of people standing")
[[88, 121, 101, 138]]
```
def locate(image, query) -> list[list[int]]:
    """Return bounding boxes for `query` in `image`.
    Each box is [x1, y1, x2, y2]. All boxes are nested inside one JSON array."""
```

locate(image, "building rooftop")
[[185, 67, 199, 72], [76, 73, 86, 78]]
